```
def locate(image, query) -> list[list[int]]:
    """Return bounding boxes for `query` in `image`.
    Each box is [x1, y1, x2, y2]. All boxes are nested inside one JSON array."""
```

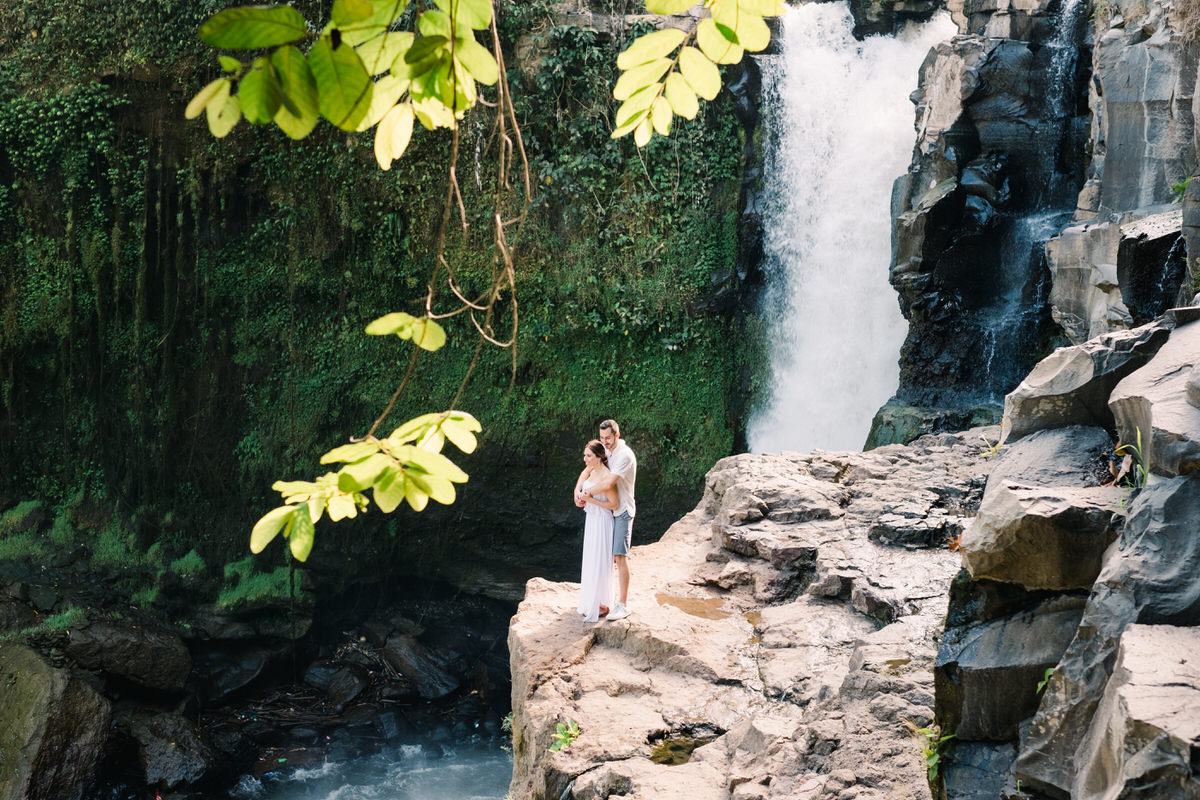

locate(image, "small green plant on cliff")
[[903, 720, 955, 783], [1111, 429, 1149, 489], [549, 718, 581, 752], [1172, 175, 1195, 204], [1037, 667, 1054, 695]]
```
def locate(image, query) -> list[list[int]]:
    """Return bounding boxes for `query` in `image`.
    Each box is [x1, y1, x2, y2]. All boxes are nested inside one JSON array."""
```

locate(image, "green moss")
[[0, 501, 44, 536], [217, 556, 298, 610], [0, 530, 46, 562], [90, 520, 136, 568], [169, 549, 206, 579]]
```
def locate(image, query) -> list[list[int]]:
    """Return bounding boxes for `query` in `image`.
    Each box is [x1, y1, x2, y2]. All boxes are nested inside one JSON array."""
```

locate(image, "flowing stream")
[[230, 739, 511, 800], [747, 4, 955, 453]]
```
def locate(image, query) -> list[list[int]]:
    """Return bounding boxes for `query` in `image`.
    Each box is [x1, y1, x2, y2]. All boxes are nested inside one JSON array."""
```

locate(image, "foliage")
[[1111, 428, 1149, 489], [169, 549, 208, 579], [549, 718, 581, 752], [218, 555, 304, 609], [1172, 175, 1195, 204], [1036, 666, 1054, 695], [904, 720, 955, 783]]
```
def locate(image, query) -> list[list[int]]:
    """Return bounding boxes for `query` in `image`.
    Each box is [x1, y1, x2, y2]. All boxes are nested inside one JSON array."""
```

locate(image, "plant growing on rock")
[[903, 720, 954, 784], [549, 718, 581, 752]]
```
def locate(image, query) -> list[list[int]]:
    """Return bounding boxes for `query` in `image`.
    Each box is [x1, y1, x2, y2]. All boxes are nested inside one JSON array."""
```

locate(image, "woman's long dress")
[[577, 477, 614, 622]]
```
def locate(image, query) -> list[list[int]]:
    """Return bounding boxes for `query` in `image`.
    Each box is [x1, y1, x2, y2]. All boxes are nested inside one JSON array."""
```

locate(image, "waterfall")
[[747, 4, 955, 454]]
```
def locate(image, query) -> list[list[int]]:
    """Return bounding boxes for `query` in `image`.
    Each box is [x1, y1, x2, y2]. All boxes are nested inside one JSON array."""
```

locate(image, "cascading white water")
[[747, 4, 955, 454]]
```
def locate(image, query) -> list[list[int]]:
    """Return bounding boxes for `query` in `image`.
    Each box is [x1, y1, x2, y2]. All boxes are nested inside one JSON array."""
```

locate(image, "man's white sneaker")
[[607, 603, 631, 621]]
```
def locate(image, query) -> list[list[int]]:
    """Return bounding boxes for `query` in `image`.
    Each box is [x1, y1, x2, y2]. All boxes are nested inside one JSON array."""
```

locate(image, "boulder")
[[1045, 221, 1132, 344], [960, 482, 1120, 591], [382, 633, 460, 699], [1001, 319, 1172, 441], [303, 660, 370, 711], [0, 642, 111, 800], [126, 711, 214, 790], [1070, 624, 1200, 799], [1015, 472, 1200, 796], [64, 616, 191, 691], [987, 425, 1113, 488], [935, 595, 1086, 740], [1116, 211, 1188, 325], [1109, 315, 1200, 476]]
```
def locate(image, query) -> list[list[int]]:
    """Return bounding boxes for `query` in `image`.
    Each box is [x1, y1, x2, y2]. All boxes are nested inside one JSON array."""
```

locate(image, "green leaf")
[[239, 56, 283, 124], [614, 83, 657, 127], [441, 419, 478, 453], [337, 453, 394, 492], [696, 18, 743, 64], [739, 0, 785, 15], [411, 317, 446, 350], [634, 116, 652, 147], [219, 55, 242, 72], [206, 91, 242, 137], [651, 95, 672, 136], [337, 0, 410, 46], [326, 493, 359, 520], [412, 95, 456, 129], [199, 6, 308, 49], [711, 0, 771, 52], [374, 472, 407, 512], [309, 35, 373, 130], [454, 36, 498, 86], [407, 470, 456, 504], [434, 0, 493, 30], [405, 34, 449, 64], [332, 0, 376, 27], [250, 505, 295, 553], [404, 478, 430, 511], [185, 78, 228, 120], [616, 28, 685, 70], [664, 71, 698, 119], [394, 445, 469, 482], [271, 46, 319, 139], [374, 101, 415, 169], [387, 412, 443, 444], [613, 57, 672, 101], [357, 73, 410, 131], [357, 31, 414, 76], [644, 0, 696, 12], [365, 311, 417, 336], [289, 502, 316, 561], [321, 441, 381, 464], [679, 46, 721, 100]]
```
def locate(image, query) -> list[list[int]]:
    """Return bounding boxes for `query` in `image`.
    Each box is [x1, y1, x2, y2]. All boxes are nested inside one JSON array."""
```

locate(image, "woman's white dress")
[[577, 477, 614, 622]]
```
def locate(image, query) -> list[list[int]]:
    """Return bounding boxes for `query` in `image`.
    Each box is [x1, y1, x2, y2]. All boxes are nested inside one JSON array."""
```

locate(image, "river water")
[[230, 739, 512, 800]]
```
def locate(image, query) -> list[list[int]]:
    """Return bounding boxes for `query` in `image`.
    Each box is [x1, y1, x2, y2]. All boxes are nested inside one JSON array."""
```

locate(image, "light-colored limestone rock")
[[1109, 315, 1200, 476], [509, 431, 998, 800], [1002, 319, 1172, 441], [1071, 624, 1200, 800]]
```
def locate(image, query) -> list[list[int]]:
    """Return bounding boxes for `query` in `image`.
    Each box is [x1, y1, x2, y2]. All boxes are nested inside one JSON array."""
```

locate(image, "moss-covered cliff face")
[[0, 1, 754, 594]]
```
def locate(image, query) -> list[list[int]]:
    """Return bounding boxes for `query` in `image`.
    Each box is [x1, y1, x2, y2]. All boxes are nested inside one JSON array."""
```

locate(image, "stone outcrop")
[[509, 430, 997, 800], [64, 615, 191, 691], [0, 642, 111, 800]]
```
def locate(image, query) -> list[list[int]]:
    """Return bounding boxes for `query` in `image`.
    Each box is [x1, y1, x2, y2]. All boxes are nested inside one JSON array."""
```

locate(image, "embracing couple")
[[572, 419, 638, 623]]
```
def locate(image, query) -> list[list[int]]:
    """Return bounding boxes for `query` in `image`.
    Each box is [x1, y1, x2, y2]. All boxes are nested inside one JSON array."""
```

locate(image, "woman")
[[573, 440, 619, 622]]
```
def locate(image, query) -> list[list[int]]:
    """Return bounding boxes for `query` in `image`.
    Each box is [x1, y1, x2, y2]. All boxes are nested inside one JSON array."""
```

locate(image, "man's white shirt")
[[607, 440, 637, 518]]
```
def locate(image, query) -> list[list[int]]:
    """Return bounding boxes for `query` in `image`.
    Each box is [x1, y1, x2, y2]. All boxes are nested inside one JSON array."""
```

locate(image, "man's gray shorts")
[[613, 512, 633, 556]]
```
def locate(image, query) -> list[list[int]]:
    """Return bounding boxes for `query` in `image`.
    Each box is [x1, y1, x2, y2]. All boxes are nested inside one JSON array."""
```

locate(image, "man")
[[597, 418, 636, 621]]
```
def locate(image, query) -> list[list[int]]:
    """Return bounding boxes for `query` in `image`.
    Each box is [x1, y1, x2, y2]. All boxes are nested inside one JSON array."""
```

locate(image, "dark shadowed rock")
[[1002, 320, 1173, 441], [189, 641, 290, 705], [1015, 473, 1200, 796], [0, 642, 111, 800], [935, 595, 1085, 740], [1109, 315, 1200, 477], [126, 711, 214, 790], [64, 616, 191, 690], [1070, 624, 1200, 799], [303, 660, 370, 711], [987, 425, 1113, 488], [382, 633, 460, 699]]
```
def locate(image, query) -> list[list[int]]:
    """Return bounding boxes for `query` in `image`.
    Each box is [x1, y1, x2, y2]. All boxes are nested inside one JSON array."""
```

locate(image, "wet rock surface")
[[509, 430, 997, 800]]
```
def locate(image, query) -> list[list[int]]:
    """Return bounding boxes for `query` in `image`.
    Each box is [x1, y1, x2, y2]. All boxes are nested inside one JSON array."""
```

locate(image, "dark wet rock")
[[866, 402, 1000, 448], [189, 641, 290, 705], [1002, 319, 1173, 441], [988, 425, 1114, 488], [1109, 315, 1200, 477], [0, 642, 111, 800], [126, 711, 214, 790], [1070, 624, 1200, 799], [943, 741, 1017, 800], [64, 615, 191, 691], [303, 660, 370, 712], [936, 594, 1086, 740], [382, 633, 460, 699], [1015, 472, 1200, 796]]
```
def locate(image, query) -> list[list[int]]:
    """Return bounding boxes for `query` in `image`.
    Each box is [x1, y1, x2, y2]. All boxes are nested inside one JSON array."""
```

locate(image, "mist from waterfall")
[[747, 5, 955, 454]]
